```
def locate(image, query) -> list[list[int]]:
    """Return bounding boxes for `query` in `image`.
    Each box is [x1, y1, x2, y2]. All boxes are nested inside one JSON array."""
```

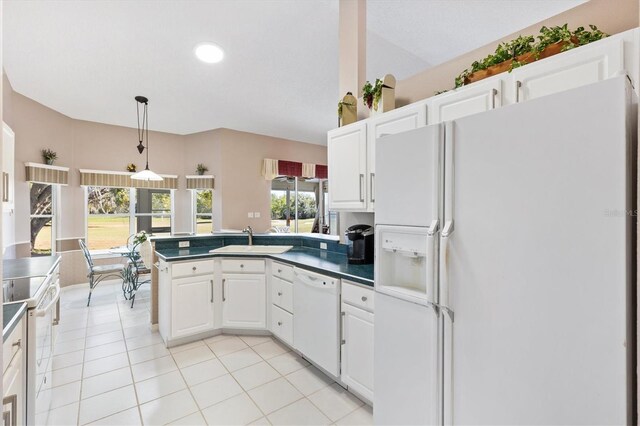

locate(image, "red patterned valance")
[[262, 158, 328, 180], [278, 160, 302, 177]]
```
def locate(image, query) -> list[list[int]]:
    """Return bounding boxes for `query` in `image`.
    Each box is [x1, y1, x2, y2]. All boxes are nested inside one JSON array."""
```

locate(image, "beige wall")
[[394, 0, 640, 106], [2, 77, 327, 284]]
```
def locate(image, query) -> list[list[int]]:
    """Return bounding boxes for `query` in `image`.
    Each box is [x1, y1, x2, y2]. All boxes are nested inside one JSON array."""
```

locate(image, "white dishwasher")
[[293, 268, 341, 377]]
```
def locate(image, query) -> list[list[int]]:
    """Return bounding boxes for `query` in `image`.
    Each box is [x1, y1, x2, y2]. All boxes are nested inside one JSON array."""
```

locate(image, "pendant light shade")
[[132, 95, 163, 181]]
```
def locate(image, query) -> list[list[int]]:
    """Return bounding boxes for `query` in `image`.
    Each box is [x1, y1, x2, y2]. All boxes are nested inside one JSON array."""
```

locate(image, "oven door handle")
[[34, 282, 61, 317]]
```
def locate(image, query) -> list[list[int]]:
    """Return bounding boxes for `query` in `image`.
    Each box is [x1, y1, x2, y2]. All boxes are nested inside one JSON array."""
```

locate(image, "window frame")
[[191, 189, 213, 235], [84, 186, 175, 252], [270, 176, 327, 234], [29, 182, 58, 256]]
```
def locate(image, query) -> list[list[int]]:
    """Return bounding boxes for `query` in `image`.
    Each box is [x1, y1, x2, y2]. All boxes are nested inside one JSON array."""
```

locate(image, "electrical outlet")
[[254, 212, 261, 218], [179, 241, 190, 248], [248, 212, 254, 218], [320, 242, 327, 250]]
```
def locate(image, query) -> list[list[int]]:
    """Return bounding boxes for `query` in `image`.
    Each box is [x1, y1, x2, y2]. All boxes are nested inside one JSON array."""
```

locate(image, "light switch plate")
[[254, 212, 261, 218], [320, 242, 327, 250], [248, 212, 254, 218], [179, 241, 190, 248]]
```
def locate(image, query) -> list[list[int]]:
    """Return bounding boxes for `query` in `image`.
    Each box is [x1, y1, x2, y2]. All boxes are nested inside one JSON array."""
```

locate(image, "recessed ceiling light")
[[194, 43, 224, 64]]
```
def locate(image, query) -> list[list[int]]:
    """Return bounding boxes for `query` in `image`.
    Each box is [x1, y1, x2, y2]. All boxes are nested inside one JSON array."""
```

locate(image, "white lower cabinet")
[[3, 315, 26, 426], [271, 304, 294, 345], [222, 274, 266, 329], [158, 259, 215, 345], [341, 281, 374, 402], [172, 275, 215, 338]]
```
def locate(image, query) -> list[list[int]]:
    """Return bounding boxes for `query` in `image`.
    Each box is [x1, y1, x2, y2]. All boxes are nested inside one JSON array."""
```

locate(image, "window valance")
[[262, 159, 328, 180], [25, 162, 70, 185], [186, 175, 215, 190], [79, 169, 178, 189]]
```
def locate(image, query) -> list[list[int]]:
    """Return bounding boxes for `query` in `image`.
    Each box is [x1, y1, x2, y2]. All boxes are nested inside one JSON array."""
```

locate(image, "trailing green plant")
[[454, 24, 607, 88], [196, 163, 208, 175], [41, 148, 57, 165], [362, 79, 384, 111]]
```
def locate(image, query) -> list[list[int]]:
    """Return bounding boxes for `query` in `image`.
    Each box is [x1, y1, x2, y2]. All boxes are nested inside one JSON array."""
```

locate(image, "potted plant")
[[362, 74, 396, 115], [362, 79, 383, 113], [126, 163, 137, 172], [196, 163, 208, 175], [454, 25, 607, 88], [41, 149, 57, 165]]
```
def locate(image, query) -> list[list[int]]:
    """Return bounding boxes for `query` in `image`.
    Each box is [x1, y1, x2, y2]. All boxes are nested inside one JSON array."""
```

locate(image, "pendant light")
[[131, 96, 163, 181]]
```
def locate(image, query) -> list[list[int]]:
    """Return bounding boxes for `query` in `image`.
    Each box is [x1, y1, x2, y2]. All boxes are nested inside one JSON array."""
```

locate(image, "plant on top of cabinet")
[[362, 74, 396, 114], [338, 92, 357, 127], [196, 163, 208, 175], [41, 148, 57, 165], [454, 24, 608, 88]]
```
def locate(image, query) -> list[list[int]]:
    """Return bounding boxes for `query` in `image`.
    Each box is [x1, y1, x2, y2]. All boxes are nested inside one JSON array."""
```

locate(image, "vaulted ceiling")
[[3, 0, 585, 145]]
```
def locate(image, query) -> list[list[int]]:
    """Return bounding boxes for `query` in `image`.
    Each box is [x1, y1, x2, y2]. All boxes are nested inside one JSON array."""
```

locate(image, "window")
[[135, 189, 172, 237], [30, 183, 56, 256], [86, 187, 173, 250], [86, 187, 131, 251], [270, 177, 328, 233], [193, 189, 213, 234]]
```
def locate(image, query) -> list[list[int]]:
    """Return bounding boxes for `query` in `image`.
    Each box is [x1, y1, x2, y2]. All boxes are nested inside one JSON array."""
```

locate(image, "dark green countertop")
[[156, 246, 374, 287], [3, 255, 61, 280], [3, 302, 27, 342]]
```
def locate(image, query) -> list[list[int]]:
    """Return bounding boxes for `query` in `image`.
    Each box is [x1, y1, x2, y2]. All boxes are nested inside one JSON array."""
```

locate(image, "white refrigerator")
[[374, 76, 636, 425]]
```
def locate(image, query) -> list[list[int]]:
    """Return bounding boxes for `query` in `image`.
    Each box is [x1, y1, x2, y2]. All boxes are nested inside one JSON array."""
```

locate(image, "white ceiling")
[[3, 0, 585, 145]]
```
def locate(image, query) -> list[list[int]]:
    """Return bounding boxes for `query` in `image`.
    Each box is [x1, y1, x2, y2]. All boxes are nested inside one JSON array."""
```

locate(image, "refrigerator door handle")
[[426, 219, 440, 305], [441, 220, 454, 238]]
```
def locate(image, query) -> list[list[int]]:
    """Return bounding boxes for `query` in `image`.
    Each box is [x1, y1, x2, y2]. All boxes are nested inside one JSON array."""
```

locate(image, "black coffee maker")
[[345, 224, 374, 265]]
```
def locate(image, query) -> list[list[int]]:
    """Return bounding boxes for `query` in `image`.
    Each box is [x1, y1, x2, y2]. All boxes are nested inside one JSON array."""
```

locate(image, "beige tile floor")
[[42, 280, 373, 425]]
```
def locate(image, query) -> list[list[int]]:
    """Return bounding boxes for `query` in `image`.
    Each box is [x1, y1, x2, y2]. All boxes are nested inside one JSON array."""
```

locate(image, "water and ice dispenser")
[[375, 225, 433, 304]]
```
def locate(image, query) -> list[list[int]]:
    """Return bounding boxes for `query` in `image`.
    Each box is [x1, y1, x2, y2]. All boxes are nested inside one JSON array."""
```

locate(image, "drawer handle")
[[11, 339, 20, 349], [277, 269, 282, 273], [277, 292, 282, 296], [192, 266, 197, 271], [277, 321, 282, 326], [361, 296, 368, 302], [240, 264, 244, 268], [222, 278, 226, 302]]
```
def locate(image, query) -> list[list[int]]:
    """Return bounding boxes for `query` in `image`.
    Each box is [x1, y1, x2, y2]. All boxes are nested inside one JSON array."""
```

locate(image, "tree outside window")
[[30, 182, 55, 256], [193, 189, 213, 234]]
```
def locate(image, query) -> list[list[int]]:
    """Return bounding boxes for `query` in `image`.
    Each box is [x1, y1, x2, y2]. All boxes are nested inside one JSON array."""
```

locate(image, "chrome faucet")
[[242, 226, 253, 245]]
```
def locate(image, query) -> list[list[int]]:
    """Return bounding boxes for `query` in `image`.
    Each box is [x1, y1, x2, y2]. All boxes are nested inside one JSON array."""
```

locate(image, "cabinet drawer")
[[272, 262, 294, 282], [3, 316, 24, 374], [271, 276, 294, 313], [171, 260, 214, 278], [271, 305, 293, 345], [342, 281, 375, 312], [222, 259, 265, 273]]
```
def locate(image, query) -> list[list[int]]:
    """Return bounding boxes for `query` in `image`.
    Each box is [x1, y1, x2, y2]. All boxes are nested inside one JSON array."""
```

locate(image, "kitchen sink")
[[209, 245, 293, 254]]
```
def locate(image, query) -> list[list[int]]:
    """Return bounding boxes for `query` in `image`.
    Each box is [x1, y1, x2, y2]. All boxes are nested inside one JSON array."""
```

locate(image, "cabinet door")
[[368, 103, 428, 212], [327, 123, 367, 211], [429, 78, 502, 124], [511, 36, 623, 103], [171, 275, 215, 339], [222, 274, 266, 329], [341, 303, 374, 402]]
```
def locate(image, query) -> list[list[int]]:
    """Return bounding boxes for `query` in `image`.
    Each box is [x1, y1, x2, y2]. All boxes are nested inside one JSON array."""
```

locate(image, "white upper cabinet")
[[429, 78, 502, 123], [3, 123, 15, 212], [328, 122, 368, 211], [367, 102, 428, 212], [510, 36, 624, 103]]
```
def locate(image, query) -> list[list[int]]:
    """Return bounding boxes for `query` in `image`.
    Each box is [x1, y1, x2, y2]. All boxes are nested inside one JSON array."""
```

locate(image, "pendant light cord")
[[145, 102, 150, 170]]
